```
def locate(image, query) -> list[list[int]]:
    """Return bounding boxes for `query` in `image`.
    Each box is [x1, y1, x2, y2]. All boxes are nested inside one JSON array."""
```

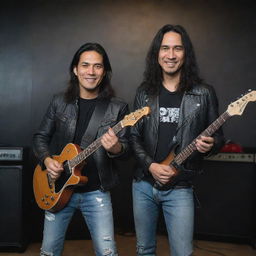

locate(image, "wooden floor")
[[0, 234, 255, 256]]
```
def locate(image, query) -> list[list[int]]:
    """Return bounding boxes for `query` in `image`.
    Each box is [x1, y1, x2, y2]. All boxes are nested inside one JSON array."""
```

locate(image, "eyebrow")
[[161, 44, 183, 48], [81, 61, 103, 65]]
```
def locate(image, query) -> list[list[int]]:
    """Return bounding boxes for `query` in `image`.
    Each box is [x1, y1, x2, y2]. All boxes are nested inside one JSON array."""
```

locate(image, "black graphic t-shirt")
[[155, 86, 183, 162]]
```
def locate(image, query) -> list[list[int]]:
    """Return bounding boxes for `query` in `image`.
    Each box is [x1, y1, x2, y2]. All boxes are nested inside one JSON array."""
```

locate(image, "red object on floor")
[[220, 142, 243, 153]]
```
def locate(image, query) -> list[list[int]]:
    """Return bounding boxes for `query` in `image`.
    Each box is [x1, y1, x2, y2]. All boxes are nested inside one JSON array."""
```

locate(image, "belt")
[[153, 182, 192, 191]]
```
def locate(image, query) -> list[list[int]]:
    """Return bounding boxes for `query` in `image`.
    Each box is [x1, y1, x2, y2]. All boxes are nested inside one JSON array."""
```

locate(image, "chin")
[[84, 84, 101, 92], [165, 67, 181, 76], [164, 70, 177, 75]]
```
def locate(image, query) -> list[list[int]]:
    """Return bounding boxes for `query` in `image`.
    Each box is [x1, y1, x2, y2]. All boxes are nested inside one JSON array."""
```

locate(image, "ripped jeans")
[[40, 190, 118, 256]]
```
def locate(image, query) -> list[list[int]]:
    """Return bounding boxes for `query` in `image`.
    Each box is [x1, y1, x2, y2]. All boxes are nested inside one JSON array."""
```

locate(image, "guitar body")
[[160, 150, 179, 178], [161, 150, 175, 166], [33, 143, 88, 212]]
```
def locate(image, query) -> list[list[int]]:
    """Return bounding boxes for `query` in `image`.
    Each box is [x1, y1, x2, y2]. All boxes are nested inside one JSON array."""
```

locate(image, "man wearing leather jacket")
[[130, 25, 224, 256], [32, 43, 129, 256]]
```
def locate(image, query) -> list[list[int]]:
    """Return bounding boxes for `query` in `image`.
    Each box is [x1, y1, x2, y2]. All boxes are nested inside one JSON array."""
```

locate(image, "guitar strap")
[[80, 98, 110, 149]]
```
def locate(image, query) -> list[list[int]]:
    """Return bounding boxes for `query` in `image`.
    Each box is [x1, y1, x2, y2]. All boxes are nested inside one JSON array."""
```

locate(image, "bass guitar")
[[159, 90, 256, 184], [33, 106, 150, 212]]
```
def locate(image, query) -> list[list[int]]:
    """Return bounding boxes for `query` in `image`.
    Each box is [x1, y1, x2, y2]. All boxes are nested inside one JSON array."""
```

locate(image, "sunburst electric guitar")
[[33, 106, 150, 212], [159, 90, 256, 184]]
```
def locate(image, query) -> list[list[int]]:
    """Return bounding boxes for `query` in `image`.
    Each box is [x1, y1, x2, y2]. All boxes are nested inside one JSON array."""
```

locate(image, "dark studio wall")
[[1, 0, 256, 148], [0, 0, 256, 244]]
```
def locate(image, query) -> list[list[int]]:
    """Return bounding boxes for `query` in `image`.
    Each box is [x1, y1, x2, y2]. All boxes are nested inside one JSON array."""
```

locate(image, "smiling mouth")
[[85, 78, 97, 82], [165, 62, 176, 67]]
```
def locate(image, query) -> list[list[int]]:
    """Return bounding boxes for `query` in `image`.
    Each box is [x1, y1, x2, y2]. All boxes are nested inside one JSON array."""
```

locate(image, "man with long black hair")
[[131, 24, 224, 256], [33, 42, 129, 256]]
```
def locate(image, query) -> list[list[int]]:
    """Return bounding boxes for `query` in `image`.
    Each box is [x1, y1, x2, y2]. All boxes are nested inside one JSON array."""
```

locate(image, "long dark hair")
[[142, 24, 203, 95], [64, 42, 115, 102]]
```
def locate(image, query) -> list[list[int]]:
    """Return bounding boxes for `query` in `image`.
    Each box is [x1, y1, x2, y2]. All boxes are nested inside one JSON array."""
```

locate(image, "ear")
[[73, 66, 78, 76]]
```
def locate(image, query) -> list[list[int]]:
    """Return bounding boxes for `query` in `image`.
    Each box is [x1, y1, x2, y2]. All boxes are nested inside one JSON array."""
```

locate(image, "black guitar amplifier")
[[194, 153, 256, 246], [0, 147, 30, 252]]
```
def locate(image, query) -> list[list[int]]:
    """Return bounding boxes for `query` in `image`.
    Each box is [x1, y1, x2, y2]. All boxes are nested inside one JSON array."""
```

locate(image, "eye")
[[174, 46, 184, 51], [161, 46, 169, 51], [95, 64, 103, 69]]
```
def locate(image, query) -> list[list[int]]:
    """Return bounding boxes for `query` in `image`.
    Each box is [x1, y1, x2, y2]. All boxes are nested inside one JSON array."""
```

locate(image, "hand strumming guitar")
[[149, 162, 176, 185], [44, 157, 64, 181]]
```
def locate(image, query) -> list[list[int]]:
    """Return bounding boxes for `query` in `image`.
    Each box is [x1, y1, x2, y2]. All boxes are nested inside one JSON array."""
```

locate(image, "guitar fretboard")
[[174, 111, 230, 165], [68, 122, 123, 168]]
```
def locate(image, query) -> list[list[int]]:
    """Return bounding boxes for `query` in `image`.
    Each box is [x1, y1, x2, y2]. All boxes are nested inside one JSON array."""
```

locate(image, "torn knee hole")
[[103, 248, 114, 255], [103, 236, 112, 241], [40, 249, 53, 256]]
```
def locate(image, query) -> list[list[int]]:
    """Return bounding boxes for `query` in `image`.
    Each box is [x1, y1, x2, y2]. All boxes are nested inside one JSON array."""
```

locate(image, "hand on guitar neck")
[[195, 135, 214, 153], [101, 128, 123, 155], [44, 157, 64, 181]]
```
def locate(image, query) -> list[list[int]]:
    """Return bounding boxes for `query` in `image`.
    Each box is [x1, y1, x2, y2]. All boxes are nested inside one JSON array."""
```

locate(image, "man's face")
[[73, 50, 105, 96], [158, 31, 185, 77]]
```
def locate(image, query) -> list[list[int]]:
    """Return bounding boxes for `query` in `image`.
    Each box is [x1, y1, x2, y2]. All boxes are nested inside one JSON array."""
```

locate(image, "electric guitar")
[[159, 90, 256, 184], [33, 106, 150, 212]]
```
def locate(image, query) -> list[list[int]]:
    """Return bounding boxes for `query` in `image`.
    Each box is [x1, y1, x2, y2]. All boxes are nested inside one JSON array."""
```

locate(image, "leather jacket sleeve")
[[204, 85, 225, 156], [130, 88, 154, 175], [32, 95, 58, 166]]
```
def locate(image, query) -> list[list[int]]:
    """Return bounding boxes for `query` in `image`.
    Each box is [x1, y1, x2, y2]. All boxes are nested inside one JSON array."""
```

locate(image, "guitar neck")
[[69, 122, 123, 168], [174, 111, 230, 165]]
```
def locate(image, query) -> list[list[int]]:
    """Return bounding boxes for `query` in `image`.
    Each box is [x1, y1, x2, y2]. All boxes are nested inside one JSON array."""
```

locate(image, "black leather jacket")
[[130, 84, 224, 183], [32, 93, 130, 191]]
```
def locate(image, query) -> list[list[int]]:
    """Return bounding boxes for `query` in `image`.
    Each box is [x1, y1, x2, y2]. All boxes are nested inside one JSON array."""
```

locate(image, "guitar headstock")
[[227, 90, 256, 116], [121, 106, 151, 127]]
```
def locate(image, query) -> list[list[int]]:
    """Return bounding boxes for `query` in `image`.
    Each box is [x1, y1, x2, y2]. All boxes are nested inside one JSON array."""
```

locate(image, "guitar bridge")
[[47, 173, 53, 189]]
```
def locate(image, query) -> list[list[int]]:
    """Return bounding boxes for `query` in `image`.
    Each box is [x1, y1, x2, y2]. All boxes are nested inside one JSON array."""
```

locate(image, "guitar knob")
[[41, 198, 45, 201], [45, 202, 49, 205], [45, 194, 49, 198], [50, 196, 55, 201]]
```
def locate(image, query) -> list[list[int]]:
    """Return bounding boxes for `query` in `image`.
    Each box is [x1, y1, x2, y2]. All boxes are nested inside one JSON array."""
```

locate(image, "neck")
[[162, 72, 181, 92], [79, 89, 99, 99]]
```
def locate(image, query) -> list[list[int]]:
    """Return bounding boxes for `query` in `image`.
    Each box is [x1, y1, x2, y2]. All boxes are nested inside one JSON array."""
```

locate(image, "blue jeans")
[[133, 180, 194, 256], [40, 190, 118, 256]]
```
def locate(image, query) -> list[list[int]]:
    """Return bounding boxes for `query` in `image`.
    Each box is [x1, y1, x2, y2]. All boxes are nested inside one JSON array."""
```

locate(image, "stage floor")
[[0, 234, 255, 256]]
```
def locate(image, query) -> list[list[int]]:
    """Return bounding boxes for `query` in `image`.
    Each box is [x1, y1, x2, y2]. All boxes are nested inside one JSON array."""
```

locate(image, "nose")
[[167, 49, 175, 59], [87, 65, 95, 75]]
